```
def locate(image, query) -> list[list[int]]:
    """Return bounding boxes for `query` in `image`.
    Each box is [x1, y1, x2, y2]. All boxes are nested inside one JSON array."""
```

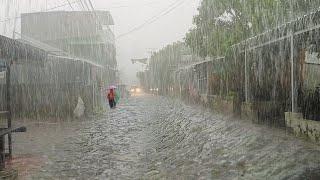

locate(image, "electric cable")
[[116, 0, 187, 39], [66, 0, 75, 10], [0, 0, 81, 23]]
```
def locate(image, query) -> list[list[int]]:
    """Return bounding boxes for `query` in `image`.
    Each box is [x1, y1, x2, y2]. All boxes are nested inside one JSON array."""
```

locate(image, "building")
[[0, 11, 118, 118], [15, 11, 118, 115], [21, 11, 117, 74]]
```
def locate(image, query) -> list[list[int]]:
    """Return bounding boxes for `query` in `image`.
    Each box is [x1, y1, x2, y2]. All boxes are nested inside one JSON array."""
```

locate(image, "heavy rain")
[[0, 0, 320, 179]]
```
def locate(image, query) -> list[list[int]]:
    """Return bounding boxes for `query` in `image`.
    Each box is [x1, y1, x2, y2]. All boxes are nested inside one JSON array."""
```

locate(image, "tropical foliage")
[[139, 0, 320, 92], [148, 42, 190, 92], [186, 0, 320, 57]]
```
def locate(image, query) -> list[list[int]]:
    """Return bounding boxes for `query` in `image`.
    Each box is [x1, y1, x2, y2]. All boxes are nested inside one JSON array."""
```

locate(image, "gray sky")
[[0, 0, 201, 85]]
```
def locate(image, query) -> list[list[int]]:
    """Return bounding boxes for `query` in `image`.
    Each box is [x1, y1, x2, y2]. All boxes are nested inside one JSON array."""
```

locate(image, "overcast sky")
[[0, 0, 201, 85]]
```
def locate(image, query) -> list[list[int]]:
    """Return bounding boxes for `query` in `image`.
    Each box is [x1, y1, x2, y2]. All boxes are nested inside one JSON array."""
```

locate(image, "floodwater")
[[9, 95, 320, 179]]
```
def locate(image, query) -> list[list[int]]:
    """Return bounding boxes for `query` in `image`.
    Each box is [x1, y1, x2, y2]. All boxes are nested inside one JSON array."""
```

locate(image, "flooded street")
[[2, 0, 320, 179], [9, 95, 320, 179]]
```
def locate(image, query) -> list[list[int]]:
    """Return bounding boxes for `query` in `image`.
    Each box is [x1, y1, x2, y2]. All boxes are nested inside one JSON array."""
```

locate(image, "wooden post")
[[291, 33, 296, 112], [6, 62, 12, 158], [0, 135, 5, 170], [244, 42, 249, 103]]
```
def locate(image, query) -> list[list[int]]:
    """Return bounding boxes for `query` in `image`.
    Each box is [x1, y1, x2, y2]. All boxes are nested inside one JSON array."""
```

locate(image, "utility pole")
[[12, 15, 18, 39], [289, 0, 297, 113]]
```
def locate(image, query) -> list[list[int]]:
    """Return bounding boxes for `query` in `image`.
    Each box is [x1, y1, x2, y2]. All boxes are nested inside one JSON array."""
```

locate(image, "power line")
[[116, 0, 188, 39], [66, 0, 75, 10], [83, 0, 100, 26], [78, 0, 87, 11], [46, 0, 80, 11], [116, 0, 183, 39], [0, 0, 81, 23], [104, 1, 164, 10], [82, 0, 92, 11], [85, 0, 106, 31], [87, 0, 95, 11], [116, 0, 187, 39]]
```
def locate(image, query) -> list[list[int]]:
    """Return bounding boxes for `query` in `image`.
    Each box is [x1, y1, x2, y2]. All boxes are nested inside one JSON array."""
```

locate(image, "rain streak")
[[0, 0, 320, 179]]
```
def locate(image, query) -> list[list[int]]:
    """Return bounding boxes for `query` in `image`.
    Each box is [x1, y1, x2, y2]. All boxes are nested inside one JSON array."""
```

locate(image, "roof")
[[47, 54, 105, 68], [175, 57, 225, 72], [16, 32, 67, 56], [21, 11, 115, 42], [13, 33, 110, 69], [0, 35, 113, 70], [231, 9, 320, 52], [0, 35, 47, 63], [22, 11, 114, 25], [193, 57, 225, 67], [47, 54, 117, 70]]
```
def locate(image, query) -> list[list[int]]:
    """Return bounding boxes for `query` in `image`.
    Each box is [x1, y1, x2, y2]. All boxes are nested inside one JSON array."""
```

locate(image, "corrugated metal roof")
[[231, 9, 320, 52], [47, 54, 105, 68], [0, 35, 47, 63], [16, 32, 67, 56], [0, 35, 115, 70], [176, 57, 225, 71]]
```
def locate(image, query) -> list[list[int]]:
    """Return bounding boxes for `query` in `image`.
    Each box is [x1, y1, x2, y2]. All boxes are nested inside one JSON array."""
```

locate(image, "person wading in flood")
[[107, 88, 116, 109]]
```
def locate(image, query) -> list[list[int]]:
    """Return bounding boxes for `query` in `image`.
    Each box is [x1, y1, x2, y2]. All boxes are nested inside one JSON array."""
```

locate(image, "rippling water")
[[11, 95, 320, 179]]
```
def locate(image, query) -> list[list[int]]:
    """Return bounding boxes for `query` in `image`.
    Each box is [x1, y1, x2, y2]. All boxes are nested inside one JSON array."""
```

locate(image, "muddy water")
[[10, 95, 320, 179], [144, 98, 320, 179]]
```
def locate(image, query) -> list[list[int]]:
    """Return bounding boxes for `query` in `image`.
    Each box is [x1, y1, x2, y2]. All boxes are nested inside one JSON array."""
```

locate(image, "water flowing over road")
[[12, 95, 320, 179]]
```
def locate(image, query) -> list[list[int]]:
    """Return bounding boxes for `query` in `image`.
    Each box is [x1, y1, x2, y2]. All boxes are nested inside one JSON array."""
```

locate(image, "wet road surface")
[[11, 95, 320, 179]]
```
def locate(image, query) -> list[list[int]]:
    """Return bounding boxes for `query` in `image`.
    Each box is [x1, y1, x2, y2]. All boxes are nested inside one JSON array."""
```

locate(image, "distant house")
[[0, 11, 118, 117], [21, 11, 117, 71]]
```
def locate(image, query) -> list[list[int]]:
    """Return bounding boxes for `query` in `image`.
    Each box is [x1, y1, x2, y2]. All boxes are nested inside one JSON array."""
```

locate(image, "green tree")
[[147, 42, 191, 93], [186, 0, 320, 58]]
